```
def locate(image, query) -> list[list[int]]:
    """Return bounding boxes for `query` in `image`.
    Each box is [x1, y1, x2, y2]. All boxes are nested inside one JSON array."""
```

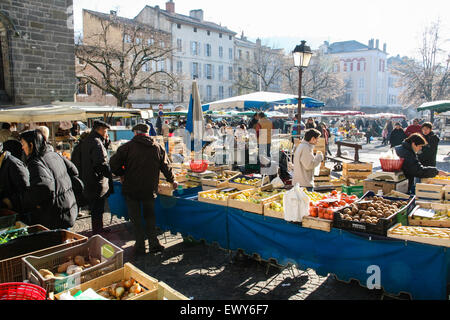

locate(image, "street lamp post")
[[292, 40, 312, 136]]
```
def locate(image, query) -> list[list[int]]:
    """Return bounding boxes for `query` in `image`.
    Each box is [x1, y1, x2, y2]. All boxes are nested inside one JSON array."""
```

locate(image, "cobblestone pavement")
[[72, 139, 450, 300]]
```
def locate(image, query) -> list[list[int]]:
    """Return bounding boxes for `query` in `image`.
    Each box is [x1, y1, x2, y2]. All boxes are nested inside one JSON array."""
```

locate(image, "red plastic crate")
[[0, 282, 46, 300]]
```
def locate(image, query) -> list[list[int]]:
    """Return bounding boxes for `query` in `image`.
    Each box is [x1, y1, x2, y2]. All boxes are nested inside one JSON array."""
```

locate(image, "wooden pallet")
[[302, 216, 332, 232], [409, 202, 450, 228], [415, 183, 444, 201]]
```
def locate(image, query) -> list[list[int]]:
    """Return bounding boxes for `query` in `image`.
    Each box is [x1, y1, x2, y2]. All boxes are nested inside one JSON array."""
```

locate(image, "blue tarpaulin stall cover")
[[108, 181, 450, 300]]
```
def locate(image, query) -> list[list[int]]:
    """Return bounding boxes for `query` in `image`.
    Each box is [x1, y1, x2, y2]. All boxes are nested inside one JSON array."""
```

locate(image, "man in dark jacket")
[[0, 143, 29, 217], [395, 133, 446, 194], [389, 122, 407, 148], [418, 122, 440, 167], [80, 121, 113, 234], [110, 124, 177, 255]]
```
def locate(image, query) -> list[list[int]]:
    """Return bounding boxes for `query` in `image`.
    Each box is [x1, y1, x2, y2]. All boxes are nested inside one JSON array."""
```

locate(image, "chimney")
[[166, 0, 175, 14], [383, 43, 387, 53], [189, 9, 203, 21], [376, 39, 379, 49]]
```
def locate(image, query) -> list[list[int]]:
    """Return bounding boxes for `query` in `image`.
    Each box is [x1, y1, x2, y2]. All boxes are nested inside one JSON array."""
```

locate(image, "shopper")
[[405, 119, 422, 137], [0, 123, 12, 143], [0, 142, 29, 218], [305, 118, 316, 129], [255, 112, 274, 157], [319, 122, 332, 156], [80, 120, 113, 235], [366, 125, 374, 144], [20, 129, 79, 229], [293, 128, 324, 190], [395, 133, 446, 194], [418, 122, 440, 167], [389, 123, 407, 148], [110, 124, 177, 255], [247, 113, 260, 130]]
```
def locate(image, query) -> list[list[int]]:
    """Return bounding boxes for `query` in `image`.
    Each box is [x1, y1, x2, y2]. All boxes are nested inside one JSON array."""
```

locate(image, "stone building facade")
[[0, 0, 76, 106]]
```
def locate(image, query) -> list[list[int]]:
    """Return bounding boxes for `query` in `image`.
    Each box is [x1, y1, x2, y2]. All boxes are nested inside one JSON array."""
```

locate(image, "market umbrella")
[[186, 81, 204, 159], [202, 92, 325, 111], [417, 100, 450, 113]]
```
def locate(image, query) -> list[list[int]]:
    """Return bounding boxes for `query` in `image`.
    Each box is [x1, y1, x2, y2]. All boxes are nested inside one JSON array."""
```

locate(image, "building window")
[[357, 62, 360, 71], [136, 37, 141, 45], [124, 34, 132, 43], [229, 35, 232, 40], [246, 51, 250, 61], [160, 41, 165, 48], [228, 66, 233, 80], [238, 50, 242, 60], [146, 88, 151, 95], [194, 27, 197, 33], [191, 41, 199, 55], [192, 62, 199, 79], [206, 44, 211, 57], [238, 67, 242, 80], [229, 48, 233, 59], [206, 85, 212, 101], [177, 39, 182, 52], [177, 24, 181, 29], [333, 63, 339, 72], [343, 63, 347, 72], [77, 78, 91, 95], [219, 46, 223, 58], [206, 64, 212, 79], [350, 62, 353, 72], [359, 78, 364, 89], [218, 65, 224, 80], [144, 62, 151, 72], [147, 38, 154, 46], [207, 30, 210, 36], [228, 87, 233, 97], [176, 61, 183, 74], [358, 93, 365, 105], [219, 86, 224, 100], [219, 33, 222, 38]]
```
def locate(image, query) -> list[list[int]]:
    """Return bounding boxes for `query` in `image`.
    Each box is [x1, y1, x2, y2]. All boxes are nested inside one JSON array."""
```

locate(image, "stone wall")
[[0, 0, 75, 105]]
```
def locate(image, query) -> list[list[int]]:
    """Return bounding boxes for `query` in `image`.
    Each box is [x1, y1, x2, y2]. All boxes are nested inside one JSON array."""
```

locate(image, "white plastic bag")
[[283, 184, 310, 222], [271, 176, 285, 188]]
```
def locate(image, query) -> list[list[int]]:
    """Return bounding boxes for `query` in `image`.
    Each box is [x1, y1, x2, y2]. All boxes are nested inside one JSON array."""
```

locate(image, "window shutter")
[[87, 84, 92, 95], [212, 65, 215, 80], [198, 63, 202, 79], [190, 62, 193, 79], [198, 42, 201, 56], [205, 43, 208, 56]]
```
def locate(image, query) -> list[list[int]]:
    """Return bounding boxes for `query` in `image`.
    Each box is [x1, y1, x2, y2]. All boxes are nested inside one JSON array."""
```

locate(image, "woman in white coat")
[[293, 129, 324, 191]]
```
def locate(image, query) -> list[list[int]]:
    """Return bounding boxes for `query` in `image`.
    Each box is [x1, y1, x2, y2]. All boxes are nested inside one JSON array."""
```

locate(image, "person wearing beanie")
[[110, 122, 177, 255], [79, 120, 113, 235]]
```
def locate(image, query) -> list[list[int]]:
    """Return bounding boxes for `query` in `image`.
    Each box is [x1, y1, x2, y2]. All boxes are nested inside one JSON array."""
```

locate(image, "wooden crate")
[[315, 167, 331, 177], [201, 170, 240, 188], [342, 162, 372, 179], [387, 224, 450, 247], [263, 194, 284, 219], [445, 185, 450, 201], [415, 183, 444, 201], [158, 183, 174, 196], [314, 176, 331, 183], [227, 175, 270, 190], [228, 185, 283, 215], [302, 216, 332, 232], [409, 202, 450, 228], [422, 177, 450, 186], [198, 187, 244, 207], [55, 263, 188, 300]]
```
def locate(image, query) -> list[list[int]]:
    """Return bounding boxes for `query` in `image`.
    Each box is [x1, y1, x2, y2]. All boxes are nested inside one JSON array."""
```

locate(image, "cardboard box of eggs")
[[334, 196, 410, 236]]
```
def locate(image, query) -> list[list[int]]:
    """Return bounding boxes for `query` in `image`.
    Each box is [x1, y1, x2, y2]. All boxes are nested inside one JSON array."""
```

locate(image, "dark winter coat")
[[23, 146, 79, 229], [0, 151, 29, 213], [389, 128, 407, 148], [418, 131, 440, 167], [79, 130, 113, 202], [109, 134, 175, 200], [2, 139, 23, 160], [395, 141, 439, 194]]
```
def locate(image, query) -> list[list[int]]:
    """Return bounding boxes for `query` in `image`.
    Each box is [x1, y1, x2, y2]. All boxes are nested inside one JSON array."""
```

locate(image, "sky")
[[73, 0, 450, 58]]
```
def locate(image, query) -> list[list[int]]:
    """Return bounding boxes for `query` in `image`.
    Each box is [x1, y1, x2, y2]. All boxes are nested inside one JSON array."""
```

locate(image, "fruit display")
[[411, 208, 450, 221], [389, 225, 450, 240], [304, 190, 327, 202], [199, 189, 238, 201], [96, 277, 146, 300], [232, 177, 262, 186], [0, 228, 29, 244], [337, 196, 408, 225], [234, 189, 284, 204], [216, 171, 239, 181], [269, 199, 284, 212], [432, 175, 450, 181], [38, 255, 101, 280], [308, 191, 359, 221]]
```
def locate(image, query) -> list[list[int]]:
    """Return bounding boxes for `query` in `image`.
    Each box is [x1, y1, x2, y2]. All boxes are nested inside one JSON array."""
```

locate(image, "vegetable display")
[[96, 277, 146, 300], [0, 228, 29, 244]]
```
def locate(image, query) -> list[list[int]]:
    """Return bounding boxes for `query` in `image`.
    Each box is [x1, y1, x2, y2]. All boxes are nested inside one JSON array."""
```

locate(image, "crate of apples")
[[309, 191, 358, 221]]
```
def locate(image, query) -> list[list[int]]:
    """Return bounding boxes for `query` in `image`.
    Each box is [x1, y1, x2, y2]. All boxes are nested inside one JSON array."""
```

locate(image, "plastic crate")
[[0, 225, 49, 246], [22, 235, 123, 295], [333, 191, 416, 236], [341, 185, 364, 198], [0, 230, 87, 283], [0, 282, 46, 300], [0, 211, 17, 230]]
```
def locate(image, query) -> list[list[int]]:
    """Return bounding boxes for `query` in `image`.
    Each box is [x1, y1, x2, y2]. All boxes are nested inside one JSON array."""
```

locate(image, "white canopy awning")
[[0, 104, 87, 123]]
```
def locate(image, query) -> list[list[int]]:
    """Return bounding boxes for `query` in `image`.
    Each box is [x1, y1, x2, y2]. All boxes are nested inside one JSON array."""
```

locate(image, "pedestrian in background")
[[418, 122, 440, 167], [255, 112, 273, 157], [389, 122, 407, 148], [405, 119, 422, 137], [305, 117, 316, 129], [80, 121, 113, 235], [0, 123, 12, 143], [110, 124, 177, 255]]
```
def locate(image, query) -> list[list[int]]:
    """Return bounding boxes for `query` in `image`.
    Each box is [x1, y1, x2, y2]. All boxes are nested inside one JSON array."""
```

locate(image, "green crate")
[[341, 185, 364, 198]]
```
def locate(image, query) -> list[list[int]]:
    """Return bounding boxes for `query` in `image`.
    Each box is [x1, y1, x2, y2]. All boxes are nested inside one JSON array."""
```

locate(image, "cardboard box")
[[363, 179, 409, 195]]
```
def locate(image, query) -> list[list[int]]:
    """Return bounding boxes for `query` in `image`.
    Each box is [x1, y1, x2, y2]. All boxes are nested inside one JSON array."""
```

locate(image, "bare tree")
[[391, 21, 449, 121], [234, 44, 285, 94], [282, 53, 345, 106], [76, 17, 178, 107]]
